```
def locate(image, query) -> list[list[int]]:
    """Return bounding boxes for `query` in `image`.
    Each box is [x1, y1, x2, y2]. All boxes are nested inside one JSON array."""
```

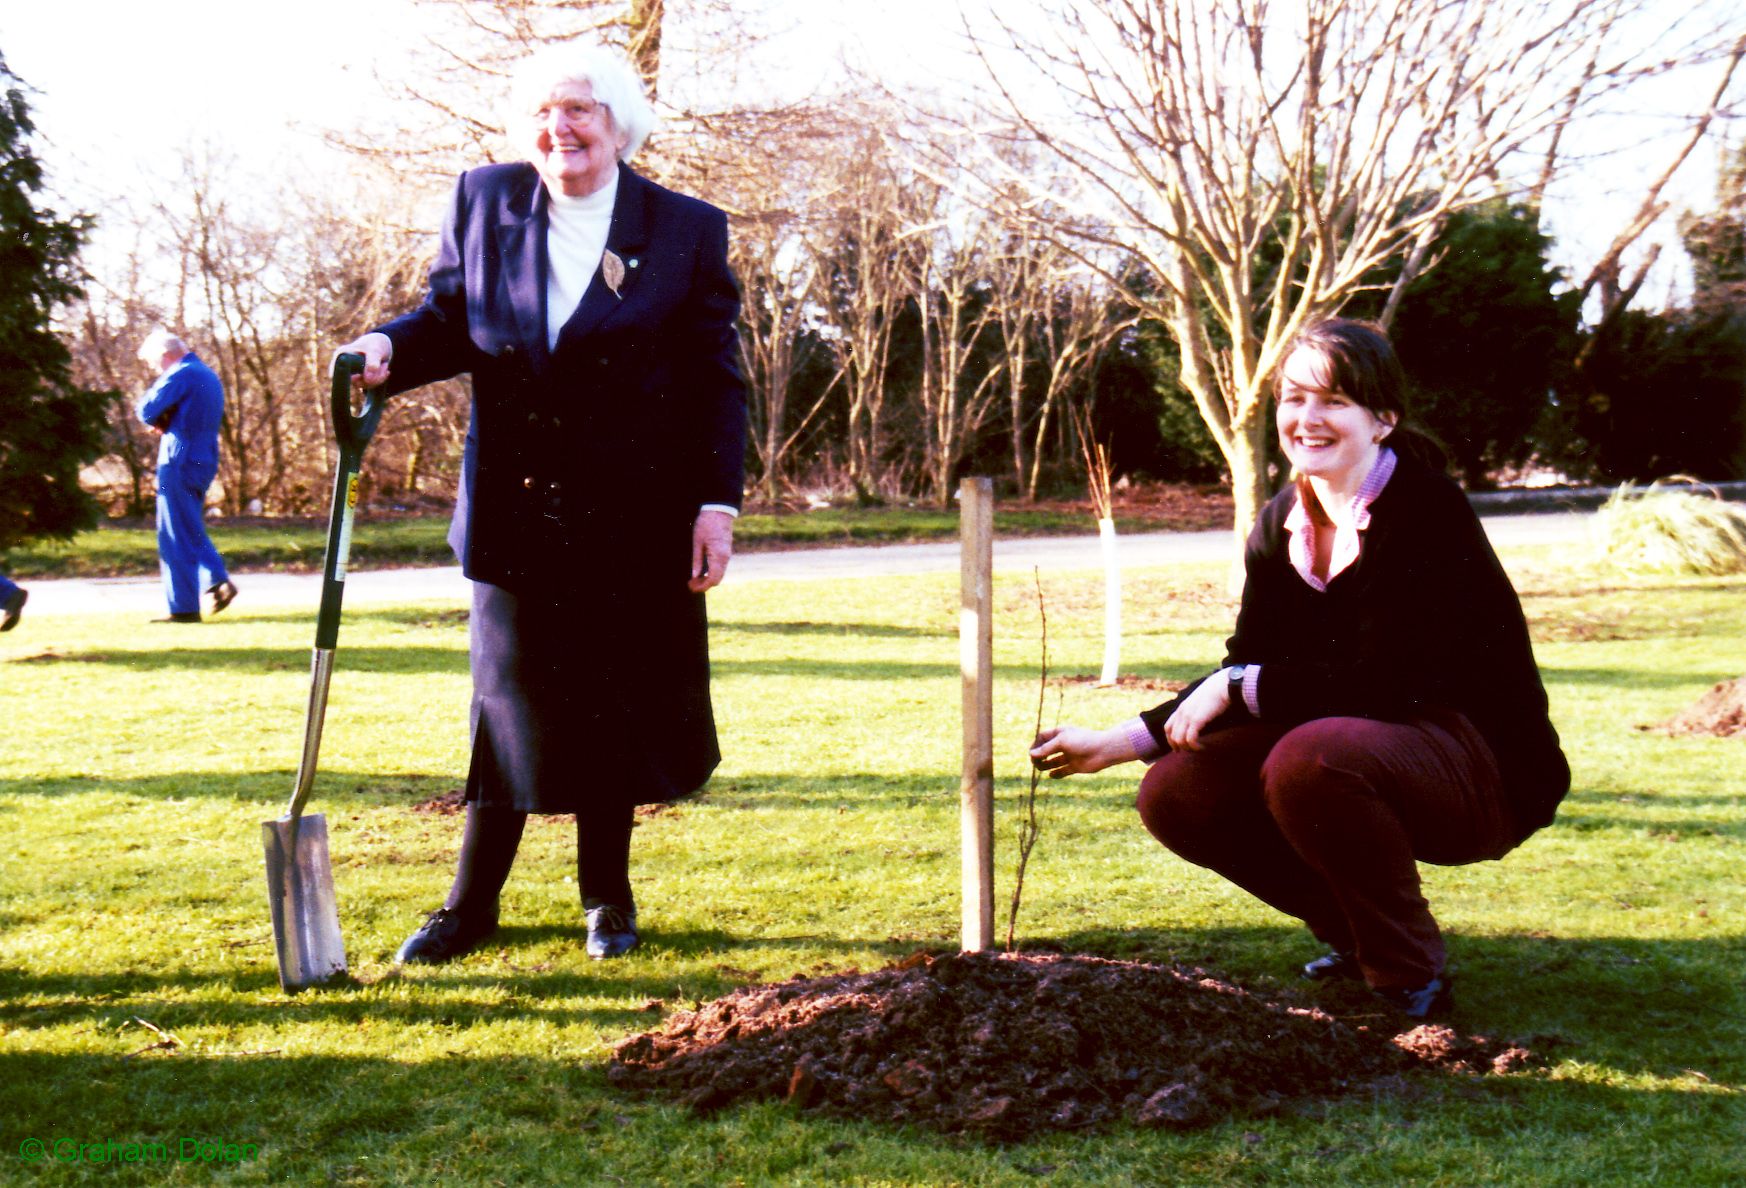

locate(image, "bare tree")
[[911, 187, 1007, 505], [64, 232, 168, 517], [806, 126, 932, 499], [1570, 33, 1746, 367], [153, 156, 301, 514], [975, 0, 1746, 552], [332, 0, 775, 189], [70, 159, 460, 518], [659, 101, 858, 503], [331, 0, 633, 185]]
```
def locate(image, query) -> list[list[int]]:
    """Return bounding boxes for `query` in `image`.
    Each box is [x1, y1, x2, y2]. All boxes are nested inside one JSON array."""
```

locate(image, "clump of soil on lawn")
[[410, 788, 468, 815], [1053, 673, 1187, 694], [609, 951, 1541, 1138], [1643, 676, 1746, 738]]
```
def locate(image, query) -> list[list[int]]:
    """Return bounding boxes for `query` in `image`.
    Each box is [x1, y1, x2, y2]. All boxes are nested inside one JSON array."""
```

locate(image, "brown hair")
[[1280, 317, 1449, 477]]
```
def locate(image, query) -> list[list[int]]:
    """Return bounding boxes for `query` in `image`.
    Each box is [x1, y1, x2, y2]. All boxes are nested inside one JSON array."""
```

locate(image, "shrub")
[[1589, 480, 1746, 575]]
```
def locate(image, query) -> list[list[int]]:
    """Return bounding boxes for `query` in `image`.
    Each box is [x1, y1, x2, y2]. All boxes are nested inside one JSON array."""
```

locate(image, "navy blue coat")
[[376, 162, 747, 810]]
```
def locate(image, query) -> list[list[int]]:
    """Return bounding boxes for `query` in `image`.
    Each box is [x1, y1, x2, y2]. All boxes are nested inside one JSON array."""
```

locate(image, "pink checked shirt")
[[1122, 447, 1398, 762]]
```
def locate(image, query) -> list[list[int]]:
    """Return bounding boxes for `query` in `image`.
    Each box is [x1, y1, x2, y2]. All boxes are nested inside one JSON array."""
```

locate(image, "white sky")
[[2, 0, 1736, 308]]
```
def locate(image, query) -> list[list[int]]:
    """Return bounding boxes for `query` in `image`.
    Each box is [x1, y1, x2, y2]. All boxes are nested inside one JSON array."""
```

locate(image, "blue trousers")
[[0, 573, 18, 601], [156, 458, 230, 615]]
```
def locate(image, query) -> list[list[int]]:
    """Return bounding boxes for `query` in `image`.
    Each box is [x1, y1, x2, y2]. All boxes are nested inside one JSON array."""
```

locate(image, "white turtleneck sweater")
[[544, 170, 618, 352]]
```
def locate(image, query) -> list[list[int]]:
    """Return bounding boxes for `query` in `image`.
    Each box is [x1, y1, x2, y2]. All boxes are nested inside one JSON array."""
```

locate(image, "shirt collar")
[[1285, 447, 1397, 589]]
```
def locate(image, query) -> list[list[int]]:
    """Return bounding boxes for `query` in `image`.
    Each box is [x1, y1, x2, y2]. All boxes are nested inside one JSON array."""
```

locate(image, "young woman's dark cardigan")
[[1140, 453, 1570, 843]]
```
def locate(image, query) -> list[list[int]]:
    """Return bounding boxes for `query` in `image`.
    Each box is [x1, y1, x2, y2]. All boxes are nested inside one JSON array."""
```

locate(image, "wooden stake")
[[960, 476, 995, 952]]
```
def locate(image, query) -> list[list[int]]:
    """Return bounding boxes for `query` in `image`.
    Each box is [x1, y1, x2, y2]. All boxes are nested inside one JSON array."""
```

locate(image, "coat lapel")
[[499, 172, 551, 371], [555, 164, 653, 351]]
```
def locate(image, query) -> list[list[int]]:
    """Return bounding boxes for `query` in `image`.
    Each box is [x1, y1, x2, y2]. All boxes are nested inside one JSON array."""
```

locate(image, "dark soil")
[[1007, 483, 1236, 534], [410, 788, 468, 815], [1643, 676, 1746, 738], [1053, 673, 1189, 694], [609, 951, 1543, 1139]]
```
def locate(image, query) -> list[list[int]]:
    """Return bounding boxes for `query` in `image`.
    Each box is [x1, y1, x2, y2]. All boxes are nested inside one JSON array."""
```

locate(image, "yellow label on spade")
[[335, 473, 359, 581]]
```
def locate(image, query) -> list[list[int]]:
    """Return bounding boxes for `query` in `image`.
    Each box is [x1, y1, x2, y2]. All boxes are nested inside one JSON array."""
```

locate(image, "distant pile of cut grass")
[[1589, 480, 1746, 575]]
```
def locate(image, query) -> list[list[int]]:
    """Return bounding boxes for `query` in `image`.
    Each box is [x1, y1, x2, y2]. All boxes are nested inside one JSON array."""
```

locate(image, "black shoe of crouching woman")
[[396, 906, 499, 964], [1375, 975, 1454, 1021], [1301, 950, 1362, 981], [585, 904, 639, 960]]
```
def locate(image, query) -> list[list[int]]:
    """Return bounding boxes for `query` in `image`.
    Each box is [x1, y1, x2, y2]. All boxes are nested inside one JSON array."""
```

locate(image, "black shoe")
[[1302, 950, 1362, 981], [585, 904, 639, 960], [209, 580, 238, 615], [153, 612, 203, 624], [1376, 975, 1454, 1020], [0, 586, 25, 632], [396, 906, 499, 965]]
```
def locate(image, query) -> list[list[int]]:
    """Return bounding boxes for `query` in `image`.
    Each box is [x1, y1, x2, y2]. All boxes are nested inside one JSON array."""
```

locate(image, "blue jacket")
[[139, 352, 225, 469]]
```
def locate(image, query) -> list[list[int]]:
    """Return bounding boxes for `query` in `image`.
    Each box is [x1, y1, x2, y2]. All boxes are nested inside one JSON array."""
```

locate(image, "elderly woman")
[[336, 41, 746, 964], [1031, 318, 1568, 1020]]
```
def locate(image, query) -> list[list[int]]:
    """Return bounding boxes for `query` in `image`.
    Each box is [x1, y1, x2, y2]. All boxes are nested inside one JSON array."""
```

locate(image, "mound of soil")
[[1644, 676, 1746, 738], [609, 951, 1540, 1138]]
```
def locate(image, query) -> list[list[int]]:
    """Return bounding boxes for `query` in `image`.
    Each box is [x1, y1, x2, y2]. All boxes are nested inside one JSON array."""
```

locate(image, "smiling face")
[[523, 79, 629, 198], [1276, 345, 1397, 488]]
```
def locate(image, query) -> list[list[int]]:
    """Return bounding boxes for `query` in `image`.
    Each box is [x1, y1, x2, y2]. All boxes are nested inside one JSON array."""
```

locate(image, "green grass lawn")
[[2, 544, 1742, 1185]]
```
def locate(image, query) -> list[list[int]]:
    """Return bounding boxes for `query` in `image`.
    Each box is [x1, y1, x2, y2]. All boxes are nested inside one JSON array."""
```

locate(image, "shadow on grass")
[[1520, 578, 1746, 602], [712, 619, 949, 639], [0, 771, 463, 805], [9, 645, 468, 676], [2, 930, 1739, 1136], [1023, 925, 1744, 1078], [214, 606, 471, 630], [1540, 667, 1721, 690], [713, 657, 1211, 683], [0, 940, 914, 1031], [0, 770, 1042, 812], [693, 774, 1137, 814], [1553, 815, 1745, 841], [9, 643, 1122, 684]]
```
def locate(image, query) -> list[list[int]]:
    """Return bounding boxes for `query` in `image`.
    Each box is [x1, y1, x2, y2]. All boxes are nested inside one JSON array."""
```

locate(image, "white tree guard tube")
[[1097, 516, 1122, 686]]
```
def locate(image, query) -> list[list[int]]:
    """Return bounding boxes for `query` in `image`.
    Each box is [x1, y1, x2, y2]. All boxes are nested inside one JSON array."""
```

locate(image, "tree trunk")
[[1223, 408, 1271, 594]]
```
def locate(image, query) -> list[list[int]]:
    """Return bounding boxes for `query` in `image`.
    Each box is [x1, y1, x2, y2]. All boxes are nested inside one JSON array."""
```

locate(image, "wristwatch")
[[1226, 664, 1248, 711]]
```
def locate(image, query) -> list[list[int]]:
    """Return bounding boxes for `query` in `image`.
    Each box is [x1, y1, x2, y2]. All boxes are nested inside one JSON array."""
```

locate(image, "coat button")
[[598, 357, 609, 366], [523, 476, 536, 489]]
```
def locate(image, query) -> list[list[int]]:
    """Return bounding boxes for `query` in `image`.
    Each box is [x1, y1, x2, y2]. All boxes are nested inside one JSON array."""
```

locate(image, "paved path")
[[14, 510, 1591, 619]]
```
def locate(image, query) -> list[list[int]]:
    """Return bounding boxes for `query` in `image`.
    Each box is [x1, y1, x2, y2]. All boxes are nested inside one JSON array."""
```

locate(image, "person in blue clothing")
[[0, 572, 25, 632], [137, 330, 237, 623]]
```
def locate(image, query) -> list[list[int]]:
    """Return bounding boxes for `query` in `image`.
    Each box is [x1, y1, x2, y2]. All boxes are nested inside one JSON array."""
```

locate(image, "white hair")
[[138, 329, 187, 363], [506, 41, 657, 160]]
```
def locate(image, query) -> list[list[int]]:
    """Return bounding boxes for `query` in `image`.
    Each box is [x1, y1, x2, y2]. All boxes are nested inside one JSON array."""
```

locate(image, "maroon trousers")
[[1135, 712, 1518, 990]]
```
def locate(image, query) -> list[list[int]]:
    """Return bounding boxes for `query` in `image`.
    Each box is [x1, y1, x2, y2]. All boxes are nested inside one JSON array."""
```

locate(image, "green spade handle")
[[315, 354, 385, 650]]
